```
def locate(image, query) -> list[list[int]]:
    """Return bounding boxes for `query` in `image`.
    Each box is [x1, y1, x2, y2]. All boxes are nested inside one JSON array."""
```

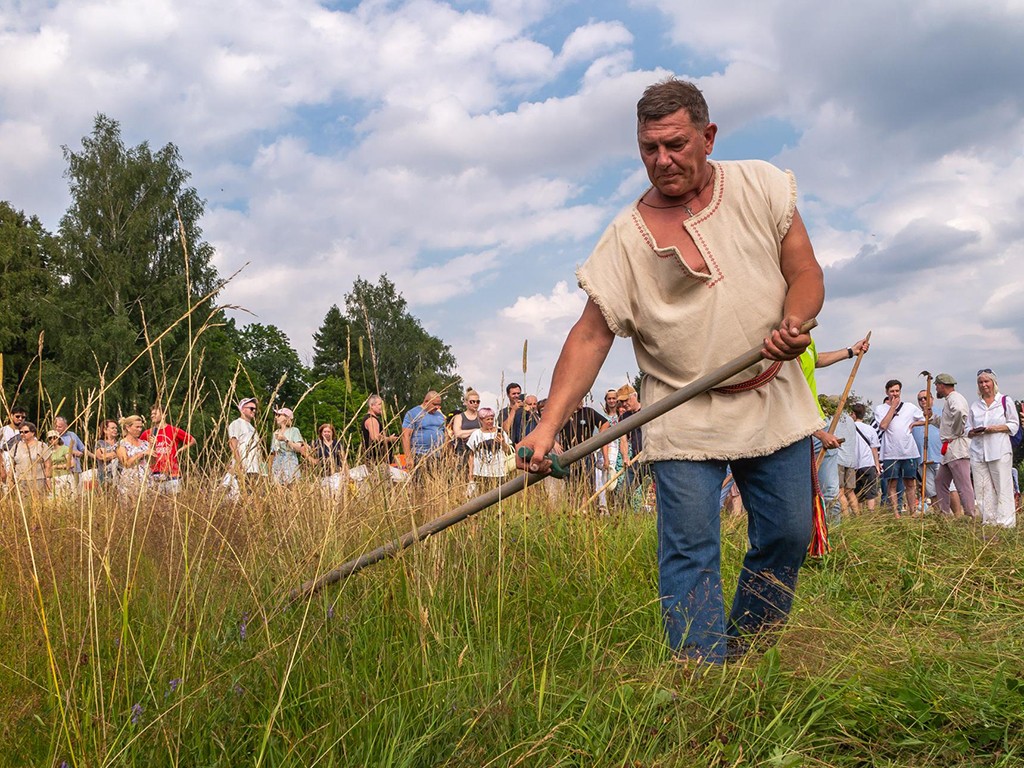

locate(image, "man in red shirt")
[[141, 404, 195, 495]]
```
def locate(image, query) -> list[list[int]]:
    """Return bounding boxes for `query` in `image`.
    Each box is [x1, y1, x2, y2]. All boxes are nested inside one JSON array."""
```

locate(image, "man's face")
[[369, 399, 382, 415], [55, 416, 68, 434], [9, 411, 25, 427], [524, 396, 538, 411], [886, 384, 901, 402], [935, 382, 951, 399], [151, 407, 164, 423], [638, 109, 717, 198], [917, 391, 932, 409], [425, 397, 442, 413], [508, 388, 521, 403], [242, 402, 257, 421]]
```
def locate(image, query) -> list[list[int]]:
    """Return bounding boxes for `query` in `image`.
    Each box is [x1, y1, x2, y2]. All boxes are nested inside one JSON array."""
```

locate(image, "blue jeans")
[[652, 438, 813, 663]]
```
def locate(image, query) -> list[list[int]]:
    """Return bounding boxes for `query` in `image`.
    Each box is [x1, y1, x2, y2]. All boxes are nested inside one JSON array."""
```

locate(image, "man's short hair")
[[885, 379, 902, 391], [368, 394, 383, 407], [851, 403, 867, 419], [11, 405, 27, 416], [506, 382, 521, 396], [637, 78, 709, 127]]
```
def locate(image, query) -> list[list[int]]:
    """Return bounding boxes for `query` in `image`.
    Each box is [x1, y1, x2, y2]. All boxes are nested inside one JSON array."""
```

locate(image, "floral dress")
[[117, 439, 150, 496], [270, 427, 304, 484]]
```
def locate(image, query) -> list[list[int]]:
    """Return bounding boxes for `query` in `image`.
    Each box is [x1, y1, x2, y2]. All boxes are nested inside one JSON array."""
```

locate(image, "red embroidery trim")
[[711, 360, 783, 394]]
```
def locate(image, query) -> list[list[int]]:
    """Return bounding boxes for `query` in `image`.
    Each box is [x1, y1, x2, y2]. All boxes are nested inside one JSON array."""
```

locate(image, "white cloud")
[[500, 280, 586, 334], [3, 0, 1024, 407]]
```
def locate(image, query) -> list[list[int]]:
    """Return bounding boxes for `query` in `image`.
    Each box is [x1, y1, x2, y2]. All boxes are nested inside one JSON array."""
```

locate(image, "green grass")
[[3, 481, 1023, 767]]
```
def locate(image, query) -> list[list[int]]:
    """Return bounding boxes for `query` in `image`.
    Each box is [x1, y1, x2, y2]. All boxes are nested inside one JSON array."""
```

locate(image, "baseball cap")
[[274, 407, 294, 419], [616, 384, 637, 402], [238, 397, 258, 410]]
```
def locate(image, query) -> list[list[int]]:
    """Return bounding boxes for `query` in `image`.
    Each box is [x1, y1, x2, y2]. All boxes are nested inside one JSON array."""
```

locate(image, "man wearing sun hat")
[[933, 373, 975, 517]]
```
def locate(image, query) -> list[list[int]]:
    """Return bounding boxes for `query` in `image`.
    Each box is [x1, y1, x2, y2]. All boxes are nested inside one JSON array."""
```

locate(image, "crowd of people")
[[4, 76, 1021, 670], [0, 404, 196, 500], [820, 371, 1022, 528]]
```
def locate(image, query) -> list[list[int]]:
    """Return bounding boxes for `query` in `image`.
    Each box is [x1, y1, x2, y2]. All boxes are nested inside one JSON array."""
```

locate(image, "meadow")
[[2, 472, 1023, 767]]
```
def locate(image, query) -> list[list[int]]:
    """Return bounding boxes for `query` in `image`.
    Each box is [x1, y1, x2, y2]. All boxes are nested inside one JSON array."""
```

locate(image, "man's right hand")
[[516, 429, 557, 474]]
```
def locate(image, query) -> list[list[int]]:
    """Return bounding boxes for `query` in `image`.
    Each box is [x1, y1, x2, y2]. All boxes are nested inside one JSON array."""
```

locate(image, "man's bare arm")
[[816, 337, 870, 368], [516, 299, 615, 471], [764, 210, 824, 360]]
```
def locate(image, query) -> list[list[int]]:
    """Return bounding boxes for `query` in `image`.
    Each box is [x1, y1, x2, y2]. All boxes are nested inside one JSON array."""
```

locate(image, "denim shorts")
[[881, 457, 919, 481], [855, 467, 880, 498]]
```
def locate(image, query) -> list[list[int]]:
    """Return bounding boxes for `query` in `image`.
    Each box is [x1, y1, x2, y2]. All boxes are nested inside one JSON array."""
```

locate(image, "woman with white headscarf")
[[967, 369, 1020, 527]]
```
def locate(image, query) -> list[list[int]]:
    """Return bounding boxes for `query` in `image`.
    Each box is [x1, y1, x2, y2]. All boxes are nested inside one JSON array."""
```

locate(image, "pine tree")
[[0, 202, 57, 400], [311, 304, 348, 381]]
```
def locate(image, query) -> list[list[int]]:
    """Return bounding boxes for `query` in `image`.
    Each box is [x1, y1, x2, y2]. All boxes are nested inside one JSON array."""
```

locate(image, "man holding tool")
[[517, 78, 824, 664]]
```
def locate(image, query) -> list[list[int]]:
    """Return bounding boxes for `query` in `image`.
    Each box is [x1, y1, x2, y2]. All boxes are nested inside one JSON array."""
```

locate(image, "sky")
[[2, 0, 1023, 414]]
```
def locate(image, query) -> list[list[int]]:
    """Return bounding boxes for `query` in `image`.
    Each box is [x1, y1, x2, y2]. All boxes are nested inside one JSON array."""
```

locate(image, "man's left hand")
[[814, 430, 841, 449], [763, 315, 812, 361]]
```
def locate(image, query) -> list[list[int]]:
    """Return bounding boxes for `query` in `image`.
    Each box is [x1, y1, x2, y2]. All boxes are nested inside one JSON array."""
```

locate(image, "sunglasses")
[[19, 429, 31, 434], [977, 369, 993, 376], [467, 399, 479, 404]]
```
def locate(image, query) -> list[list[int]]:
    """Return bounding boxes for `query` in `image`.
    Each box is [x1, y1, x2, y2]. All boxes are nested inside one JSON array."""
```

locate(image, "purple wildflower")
[[167, 678, 181, 696], [130, 702, 143, 725], [239, 612, 249, 641]]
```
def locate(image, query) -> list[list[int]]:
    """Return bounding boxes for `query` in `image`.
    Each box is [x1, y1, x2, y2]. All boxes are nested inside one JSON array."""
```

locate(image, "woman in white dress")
[[968, 369, 1020, 527]]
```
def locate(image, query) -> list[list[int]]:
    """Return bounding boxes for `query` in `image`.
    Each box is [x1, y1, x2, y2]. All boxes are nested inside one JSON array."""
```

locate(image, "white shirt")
[[228, 418, 265, 474], [873, 401, 923, 460], [467, 428, 511, 478], [852, 421, 880, 470], [968, 393, 1019, 462]]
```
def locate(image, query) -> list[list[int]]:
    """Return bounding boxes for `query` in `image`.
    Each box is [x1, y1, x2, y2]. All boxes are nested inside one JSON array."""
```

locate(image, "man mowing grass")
[[517, 77, 824, 664]]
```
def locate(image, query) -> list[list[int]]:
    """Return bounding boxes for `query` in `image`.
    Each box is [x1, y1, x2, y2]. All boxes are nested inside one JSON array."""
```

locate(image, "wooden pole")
[[816, 331, 871, 469], [585, 450, 643, 506], [289, 320, 817, 601], [919, 370, 933, 513]]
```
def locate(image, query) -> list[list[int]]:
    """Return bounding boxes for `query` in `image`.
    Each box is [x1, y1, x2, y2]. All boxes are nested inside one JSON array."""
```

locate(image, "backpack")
[[1001, 396, 1023, 449]]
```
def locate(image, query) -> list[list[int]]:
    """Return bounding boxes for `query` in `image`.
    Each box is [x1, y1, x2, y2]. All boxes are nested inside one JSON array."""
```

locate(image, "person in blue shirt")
[[401, 390, 447, 477]]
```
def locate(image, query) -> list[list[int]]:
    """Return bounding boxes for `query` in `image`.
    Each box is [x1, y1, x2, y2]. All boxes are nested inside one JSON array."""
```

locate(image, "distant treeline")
[[0, 115, 461, 451]]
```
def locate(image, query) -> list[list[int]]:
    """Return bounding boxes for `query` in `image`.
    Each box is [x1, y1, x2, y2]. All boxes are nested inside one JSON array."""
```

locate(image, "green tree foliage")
[[225, 319, 309, 408], [311, 304, 347, 380], [292, 376, 371, 452], [324, 274, 462, 412], [0, 202, 57, 400], [46, 114, 233, 413]]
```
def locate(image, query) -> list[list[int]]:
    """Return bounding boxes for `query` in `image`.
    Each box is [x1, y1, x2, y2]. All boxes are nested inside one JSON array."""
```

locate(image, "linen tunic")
[[577, 159, 821, 461]]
